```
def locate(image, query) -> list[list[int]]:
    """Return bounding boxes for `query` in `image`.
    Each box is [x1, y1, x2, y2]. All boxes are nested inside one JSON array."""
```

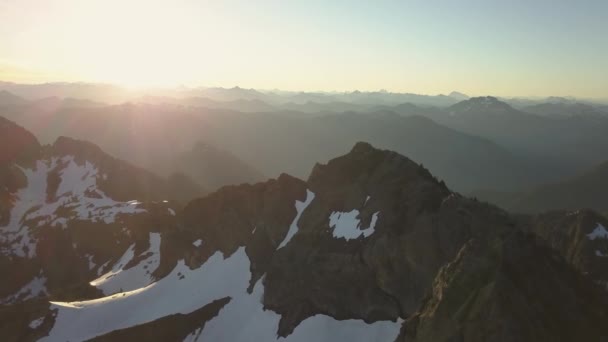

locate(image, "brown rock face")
[[400, 231, 608, 342], [528, 210, 608, 289], [263, 142, 516, 336], [181, 173, 308, 285]]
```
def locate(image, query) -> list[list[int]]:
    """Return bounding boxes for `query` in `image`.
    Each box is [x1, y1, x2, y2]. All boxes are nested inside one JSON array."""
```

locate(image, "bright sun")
[[27, 0, 229, 88]]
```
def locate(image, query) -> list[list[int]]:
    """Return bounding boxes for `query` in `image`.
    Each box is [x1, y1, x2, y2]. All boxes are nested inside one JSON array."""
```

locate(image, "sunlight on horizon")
[[1, 0, 607, 97]]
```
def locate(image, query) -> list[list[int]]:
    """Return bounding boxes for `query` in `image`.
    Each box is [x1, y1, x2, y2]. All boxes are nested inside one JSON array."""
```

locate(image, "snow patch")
[[90, 233, 162, 295], [168, 208, 176, 216], [596, 250, 607, 257], [192, 239, 203, 247], [277, 190, 315, 249], [587, 223, 608, 240], [183, 327, 203, 342], [86, 254, 96, 270], [328, 210, 379, 240], [29, 317, 45, 329]]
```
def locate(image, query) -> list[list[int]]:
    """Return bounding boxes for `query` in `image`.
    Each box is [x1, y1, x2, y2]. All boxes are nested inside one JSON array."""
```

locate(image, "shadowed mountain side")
[[473, 159, 608, 213]]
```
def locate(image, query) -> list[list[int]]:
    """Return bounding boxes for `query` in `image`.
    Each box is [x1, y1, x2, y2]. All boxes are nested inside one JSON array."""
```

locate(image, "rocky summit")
[[1, 117, 607, 342]]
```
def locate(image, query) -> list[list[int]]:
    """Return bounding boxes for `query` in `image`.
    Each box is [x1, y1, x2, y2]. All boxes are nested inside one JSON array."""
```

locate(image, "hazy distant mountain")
[[0, 100, 547, 193], [139, 95, 277, 113], [429, 96, 608, 180], [0, 82, 466, 108], [4, 87, 608, 195], [447, 96, 516, 115], [0, 81, 131, 103], [279, 101, 372, 113], [0, 90, 27, 107], [200, 110, 551, 192], [475, 158, 608, 213], [523, 102, 607, 117], [176, 141, 265, 191], [448, 91, 469, 101]]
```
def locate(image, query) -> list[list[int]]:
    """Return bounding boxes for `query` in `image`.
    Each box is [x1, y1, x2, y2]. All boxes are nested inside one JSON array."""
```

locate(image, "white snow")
[[587, 223, 608, 240], [0, 156, 147, 258], [596, 250, 607, 257], [168, 208, 176, 216], [42, 248, 252, 342], [183, 327, 203, 342], [44, 245, 402, 342], [86, 254, 96, 270], [328, 210, 379, 241], [277, 190, 315, 249], [364, 196, 370, 205], [97, 260, 111, 276], [192, 239, 203, 247], [0, 274, 48, 304], [29, 317, 45, 329], [90, 233, 162, 295]]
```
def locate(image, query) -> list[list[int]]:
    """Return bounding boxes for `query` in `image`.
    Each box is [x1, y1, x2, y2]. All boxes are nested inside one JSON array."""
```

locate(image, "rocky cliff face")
[[400, 231, 608, 342], [1, 117, 607, 342], [527, 210, 608, 290]]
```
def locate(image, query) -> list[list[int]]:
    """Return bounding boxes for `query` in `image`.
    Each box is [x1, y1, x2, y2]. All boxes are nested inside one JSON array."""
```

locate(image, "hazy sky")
[[1, 0, 606, 97]]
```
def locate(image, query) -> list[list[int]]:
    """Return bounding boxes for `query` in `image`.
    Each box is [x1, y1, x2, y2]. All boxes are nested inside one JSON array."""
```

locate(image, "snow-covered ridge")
[[91, 232, 162, 295], [0, 155, 146, 258], [44, 247, 402, 342]]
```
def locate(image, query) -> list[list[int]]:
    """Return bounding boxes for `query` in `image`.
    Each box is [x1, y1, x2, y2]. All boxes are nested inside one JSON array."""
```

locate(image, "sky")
[[0, 0, 607, 98]]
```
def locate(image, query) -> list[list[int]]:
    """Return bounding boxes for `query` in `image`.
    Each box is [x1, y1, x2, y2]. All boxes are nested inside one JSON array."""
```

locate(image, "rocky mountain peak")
[[309, 142, 447, 190]]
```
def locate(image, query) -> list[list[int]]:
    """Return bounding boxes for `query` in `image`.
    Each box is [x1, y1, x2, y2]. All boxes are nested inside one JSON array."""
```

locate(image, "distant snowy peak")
[[449, 96, 516, 115], [448, 91, 469, 101]]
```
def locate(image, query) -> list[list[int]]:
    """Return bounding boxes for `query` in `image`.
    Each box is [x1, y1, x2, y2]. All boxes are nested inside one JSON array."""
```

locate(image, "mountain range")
[[1, 116, 608, 341]]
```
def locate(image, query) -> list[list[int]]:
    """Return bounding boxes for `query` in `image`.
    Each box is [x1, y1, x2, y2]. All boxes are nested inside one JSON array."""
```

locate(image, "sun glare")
[[48, 0, 219, 88]]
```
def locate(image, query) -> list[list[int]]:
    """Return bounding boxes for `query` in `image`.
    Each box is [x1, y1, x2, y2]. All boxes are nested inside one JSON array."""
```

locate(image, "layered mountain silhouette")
[[474, 158, 608, 213], [0, 98, 550, 193], [1, 117, 607, 341], [175, 141, 265, 192]]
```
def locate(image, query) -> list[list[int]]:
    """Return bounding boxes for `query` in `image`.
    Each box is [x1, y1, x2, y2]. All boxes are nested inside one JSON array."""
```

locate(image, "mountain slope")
[[476, 159, 608, 213], [401, 231, 608, 342], [176, 141, 265, 191], [431, 96, 608, 180], [1, 123, 607, 341], [523, 102, 608, 118], [2, 100, 549, 193]]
